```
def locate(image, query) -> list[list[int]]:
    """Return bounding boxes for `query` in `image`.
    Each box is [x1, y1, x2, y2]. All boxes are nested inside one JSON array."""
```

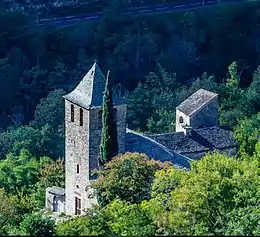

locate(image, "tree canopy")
[[92, 152, 171, 206]]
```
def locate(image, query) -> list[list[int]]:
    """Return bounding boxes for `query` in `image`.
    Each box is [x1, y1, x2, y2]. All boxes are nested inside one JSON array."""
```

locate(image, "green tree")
[[147, 109, 175, 134], [100, 70, 118, 165], [127, 82, 154, 131], [38, 158, 65, 189], [102, 199, 156, 236], [0, 190, 16, 235], [56, 200, 156, 236], [141, 167, 184, 236], [0, 149, 43, 194], [127, 64, 177, 132], [19, 213, 55, 236], [234, 113, 260, 156], [245, 66, 260, 115], [56, 206, 108, 236], [155, 152, 260, 236], [92, 152, 171, 206], [31, 89, 66, 130], [219, 62, 246, 129], [0, 124, 64, 160], [6, 157, 65, 214]]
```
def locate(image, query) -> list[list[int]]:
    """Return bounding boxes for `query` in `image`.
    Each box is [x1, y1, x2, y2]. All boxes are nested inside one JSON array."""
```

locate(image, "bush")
[[19, 214, 55, 236]]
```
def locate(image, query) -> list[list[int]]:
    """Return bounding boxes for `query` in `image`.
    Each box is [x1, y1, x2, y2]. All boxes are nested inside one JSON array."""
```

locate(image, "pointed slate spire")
[[63, 62, 107, 109]]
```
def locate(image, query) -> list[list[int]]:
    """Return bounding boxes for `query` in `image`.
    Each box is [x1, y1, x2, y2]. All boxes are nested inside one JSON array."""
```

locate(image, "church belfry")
[[63, 62, 127, 215]]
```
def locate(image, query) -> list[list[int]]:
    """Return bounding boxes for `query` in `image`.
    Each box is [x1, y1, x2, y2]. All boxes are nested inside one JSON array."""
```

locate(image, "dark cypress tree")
[[100, 70, 118, 166]]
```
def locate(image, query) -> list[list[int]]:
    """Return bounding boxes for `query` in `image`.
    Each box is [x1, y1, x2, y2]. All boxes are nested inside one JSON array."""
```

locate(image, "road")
[[38, 0, 250, 28]]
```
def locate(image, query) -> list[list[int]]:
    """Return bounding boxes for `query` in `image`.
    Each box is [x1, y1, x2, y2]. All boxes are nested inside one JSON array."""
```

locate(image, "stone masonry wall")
[[175, 110, 190, 132], [65, 100, 90, 216], [65, 100, 127, 215], [190, 97, 218, 129]]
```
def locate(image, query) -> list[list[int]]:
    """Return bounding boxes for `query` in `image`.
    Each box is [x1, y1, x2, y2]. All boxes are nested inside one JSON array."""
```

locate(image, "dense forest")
[[0, 0, 259, 235]]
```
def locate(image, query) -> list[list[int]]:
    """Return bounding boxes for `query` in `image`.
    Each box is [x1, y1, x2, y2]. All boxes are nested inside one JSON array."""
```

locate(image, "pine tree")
[[100, 70, 118, 166]]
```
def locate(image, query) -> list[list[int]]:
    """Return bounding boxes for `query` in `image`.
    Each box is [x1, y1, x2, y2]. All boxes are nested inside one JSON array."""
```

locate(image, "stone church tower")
[[63, 62, 127, 215]]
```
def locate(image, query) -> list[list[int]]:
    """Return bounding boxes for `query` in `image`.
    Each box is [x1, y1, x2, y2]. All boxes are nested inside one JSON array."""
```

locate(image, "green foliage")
[[127, 82, 154, 130], [32, 89, 66, 131], [127, 65, 220, 133], [147, 109, 175, 134], [0, 2, 259, 132], [0, 190, 16, 235], [38, 158, 65, 189], [19, 213, 55, 236], [245, 66, 260, 114], [58, 151, 260, 237], [234, 113, 260, 156], [0, 149, 43, 194], [100, 71, 118, 165], [141, 167, 184, 234], [0, 3, 259, 236], [102, 199, 156, 236], [56, 200, 156, 236], [58, 149, 260, 236], [8, 187, 45, 215], [153, 152, 260, 236], [224, 207, 260, 236], [92, 152, 171, 206], [0, 149, 64, 213], [227, 61, 241, 88], [0, 124, 63, 160], [127, 64, 178, 132], [151, 167, 184, 205], [0, 89, 66, 160], [56, 216, 90, 236], [218, 61, 246, 129]]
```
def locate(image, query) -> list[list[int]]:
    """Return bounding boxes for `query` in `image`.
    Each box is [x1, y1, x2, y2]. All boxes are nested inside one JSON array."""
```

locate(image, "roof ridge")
[[148, 131, 184, 137], [89, 62, 99, 106], [126, 129, 192, 167]]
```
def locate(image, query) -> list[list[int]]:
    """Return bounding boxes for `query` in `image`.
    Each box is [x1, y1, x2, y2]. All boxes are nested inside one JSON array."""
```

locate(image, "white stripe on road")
[[139, 9, 152, 12], [189, 2, 201, 6], [65, 16, 75, 19], [156, 7, 169, 10], [174, 4, 186, 8], [67, 18, 80, 22], [85, 16, 98, 19]]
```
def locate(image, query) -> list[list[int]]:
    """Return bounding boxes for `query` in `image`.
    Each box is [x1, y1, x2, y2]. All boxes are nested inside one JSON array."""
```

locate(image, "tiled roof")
[[63, 62, 122, 109], [125, 129, 191, 168], [148, 126, 237, 154], [63, 62, 105, 109], [148, 132, 210, 154], [176, 89, 218, 116], [46, 186, 65, 196], [194, 126, 237, 149]]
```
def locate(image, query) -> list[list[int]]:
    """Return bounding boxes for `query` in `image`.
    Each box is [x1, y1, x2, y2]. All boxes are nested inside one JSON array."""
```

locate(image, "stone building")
[[45, 62, 237, 215]]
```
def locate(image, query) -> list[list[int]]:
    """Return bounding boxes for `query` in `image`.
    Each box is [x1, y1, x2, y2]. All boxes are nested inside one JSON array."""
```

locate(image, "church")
[[45, 62, 237, 216]]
